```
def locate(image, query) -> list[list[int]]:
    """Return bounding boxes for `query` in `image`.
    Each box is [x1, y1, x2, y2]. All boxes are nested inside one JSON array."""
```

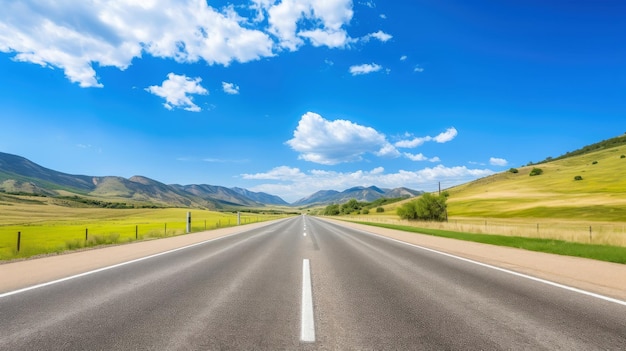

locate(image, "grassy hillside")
[[447, 140, 626, 221]]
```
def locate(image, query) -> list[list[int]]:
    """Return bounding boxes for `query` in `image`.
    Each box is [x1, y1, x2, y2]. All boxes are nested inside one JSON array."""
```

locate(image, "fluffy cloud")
[[244, 165, 494, 202], [349, 63, 383, 76], [395, 127, 458, 148], [0, 1, 275, 88], [262, 0, 354, 50], [489, 157, 508, 166], [363, 30, 392, 43], [222, 82, 240, 95], [242, 166, 306, 180], [414, 65, 425, 73], [404, 153, 441, 163], [0, 0, 360, 88], [146, 73, 208, 112], [286, 112, 399, 165]]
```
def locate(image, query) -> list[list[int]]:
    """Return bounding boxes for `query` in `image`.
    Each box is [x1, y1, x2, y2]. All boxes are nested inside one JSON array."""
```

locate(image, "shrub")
[[529, 167, 543, 176], [361, 209, 369, 215], [397, 193, 448, 222], [621, 155, 625, 159], [592, 161, 598, 165], [376, 207, 384, 213], [508, 168, 519, 174], [574, 175, 583, 181]]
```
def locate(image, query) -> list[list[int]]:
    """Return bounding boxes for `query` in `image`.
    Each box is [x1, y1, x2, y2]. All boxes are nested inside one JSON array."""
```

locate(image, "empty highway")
[[1, 216, 625, 350]]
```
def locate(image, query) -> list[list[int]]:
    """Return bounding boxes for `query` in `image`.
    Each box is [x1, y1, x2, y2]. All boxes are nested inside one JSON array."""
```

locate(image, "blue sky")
[[1, 0, 624, 203]]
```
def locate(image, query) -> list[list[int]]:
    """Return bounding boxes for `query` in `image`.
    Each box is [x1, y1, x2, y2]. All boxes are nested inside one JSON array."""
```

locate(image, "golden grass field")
[[0, 195, 287, 260]]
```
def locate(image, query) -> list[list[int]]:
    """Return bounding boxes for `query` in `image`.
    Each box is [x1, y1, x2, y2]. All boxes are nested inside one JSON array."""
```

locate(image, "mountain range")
[[0, 152, 420, 208]]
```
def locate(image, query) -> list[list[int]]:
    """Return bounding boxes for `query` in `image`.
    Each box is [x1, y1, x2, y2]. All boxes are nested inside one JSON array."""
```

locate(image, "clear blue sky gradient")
[[1, 1, 624, 202]]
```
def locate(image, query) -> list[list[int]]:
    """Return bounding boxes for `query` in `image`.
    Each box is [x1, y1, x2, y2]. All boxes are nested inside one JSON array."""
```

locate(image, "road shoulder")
[[325, 218, 626, 302]]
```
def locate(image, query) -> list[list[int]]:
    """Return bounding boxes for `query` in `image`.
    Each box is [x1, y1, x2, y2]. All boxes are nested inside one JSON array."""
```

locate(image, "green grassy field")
[[0, 196, 288, 260], [352, 221, 626, 264]]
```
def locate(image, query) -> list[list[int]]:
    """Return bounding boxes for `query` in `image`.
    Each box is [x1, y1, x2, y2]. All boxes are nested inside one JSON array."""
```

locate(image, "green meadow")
[[0, 196, 287, 260]]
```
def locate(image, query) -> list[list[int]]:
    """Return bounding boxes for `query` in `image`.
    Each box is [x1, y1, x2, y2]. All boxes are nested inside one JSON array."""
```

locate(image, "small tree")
[[574, 175, 583, 181], [529, 167, 543, 176], [376, 207, 384, 213], [323, 204, 340, 215], [508, 168, 519, 174], [397, 193, 448, 222]]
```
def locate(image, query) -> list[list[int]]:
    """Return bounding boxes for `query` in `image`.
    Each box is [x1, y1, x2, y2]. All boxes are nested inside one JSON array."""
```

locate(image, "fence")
[[345, 215, 626, 247], [0, 213, 281, 260]]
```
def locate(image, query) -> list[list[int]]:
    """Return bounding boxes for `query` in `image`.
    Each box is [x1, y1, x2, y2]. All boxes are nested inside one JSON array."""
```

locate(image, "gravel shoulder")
[[1, 217, 625, 302]]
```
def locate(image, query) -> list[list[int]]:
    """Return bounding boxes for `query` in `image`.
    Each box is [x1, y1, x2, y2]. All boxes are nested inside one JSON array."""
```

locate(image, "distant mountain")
[[0, 151, 287, 208], [292, 186, 422, 206], [231, 187, 289, 206], [0, 152, 94, 193], [0, 151, 423, 208]]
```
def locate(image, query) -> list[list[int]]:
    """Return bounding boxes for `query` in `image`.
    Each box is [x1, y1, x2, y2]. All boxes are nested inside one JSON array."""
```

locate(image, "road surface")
[[1, 216, 625, 350]]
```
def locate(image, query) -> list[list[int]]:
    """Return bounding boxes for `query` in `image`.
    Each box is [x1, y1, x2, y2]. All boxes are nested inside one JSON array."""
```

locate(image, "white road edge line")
[[301, 259, 315, 343], [360, 229, 626, 307], [0, 230, 248, 299]]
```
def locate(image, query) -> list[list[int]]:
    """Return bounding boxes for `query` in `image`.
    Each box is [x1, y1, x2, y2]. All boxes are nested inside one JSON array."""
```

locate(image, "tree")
[[323, 204, 340, 215], [397, 192, 448, 222]]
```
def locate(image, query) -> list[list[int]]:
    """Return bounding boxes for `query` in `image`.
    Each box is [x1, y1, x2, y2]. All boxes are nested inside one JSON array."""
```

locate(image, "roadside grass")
[[353, 221, 626, 264], [0, 205, 286, 261]]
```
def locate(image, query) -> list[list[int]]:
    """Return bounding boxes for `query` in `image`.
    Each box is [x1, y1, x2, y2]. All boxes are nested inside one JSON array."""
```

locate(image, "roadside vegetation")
[[354, 221, 626, 264], [0, 195, 292, 260], [321, 135, 626, 263], [317, 197, 405, 216]]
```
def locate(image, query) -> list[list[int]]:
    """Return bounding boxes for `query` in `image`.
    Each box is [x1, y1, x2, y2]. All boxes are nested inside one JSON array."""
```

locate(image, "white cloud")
[[433, 127, 458, 143], [0, 1, 275, 88], [0, 0, 367, 88], [400, 55, 407, 61], [299, 29, 352, 48], [244, 164, 494, 202], [349, 63, 382, 76], [396, 127, 458, 148], [285, 112, 399, 165], [222, 81, 240, 95], [490, 157, 508, 166], [414, 65, 425, 73], [264, 0, 354, 50], [380, 14, 387, 19], [146, 73, 208, 112], [404, 153, 441, 162], [242, 166, 306, 180], [363, 30, 392, 43]]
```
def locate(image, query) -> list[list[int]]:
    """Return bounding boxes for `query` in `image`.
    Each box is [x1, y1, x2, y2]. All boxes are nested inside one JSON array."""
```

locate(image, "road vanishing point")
[[1, 216, 625, 350]]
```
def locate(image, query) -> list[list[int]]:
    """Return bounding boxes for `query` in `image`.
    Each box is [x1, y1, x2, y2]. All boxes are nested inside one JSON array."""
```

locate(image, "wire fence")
[[344, 215, 626, 247], [1, 213, 283, 260]]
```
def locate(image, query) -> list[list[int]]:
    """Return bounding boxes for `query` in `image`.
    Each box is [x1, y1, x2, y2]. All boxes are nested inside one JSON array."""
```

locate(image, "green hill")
[[447, 134, 626, 221]]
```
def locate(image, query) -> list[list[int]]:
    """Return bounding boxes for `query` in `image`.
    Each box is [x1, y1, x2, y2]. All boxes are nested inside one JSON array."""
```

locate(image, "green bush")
[[621, 155, 625, 159], [376, 207, 384, 213], [592, 161, 598, 165], [397, 193, 448, 222], [529, 167, 543, 176], [508, 168, 519, 174], [574, 175, 583, 181]]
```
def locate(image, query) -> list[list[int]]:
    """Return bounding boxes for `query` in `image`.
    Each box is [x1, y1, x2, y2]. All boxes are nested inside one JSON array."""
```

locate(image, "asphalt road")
[[1, 216, 625, 350]]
